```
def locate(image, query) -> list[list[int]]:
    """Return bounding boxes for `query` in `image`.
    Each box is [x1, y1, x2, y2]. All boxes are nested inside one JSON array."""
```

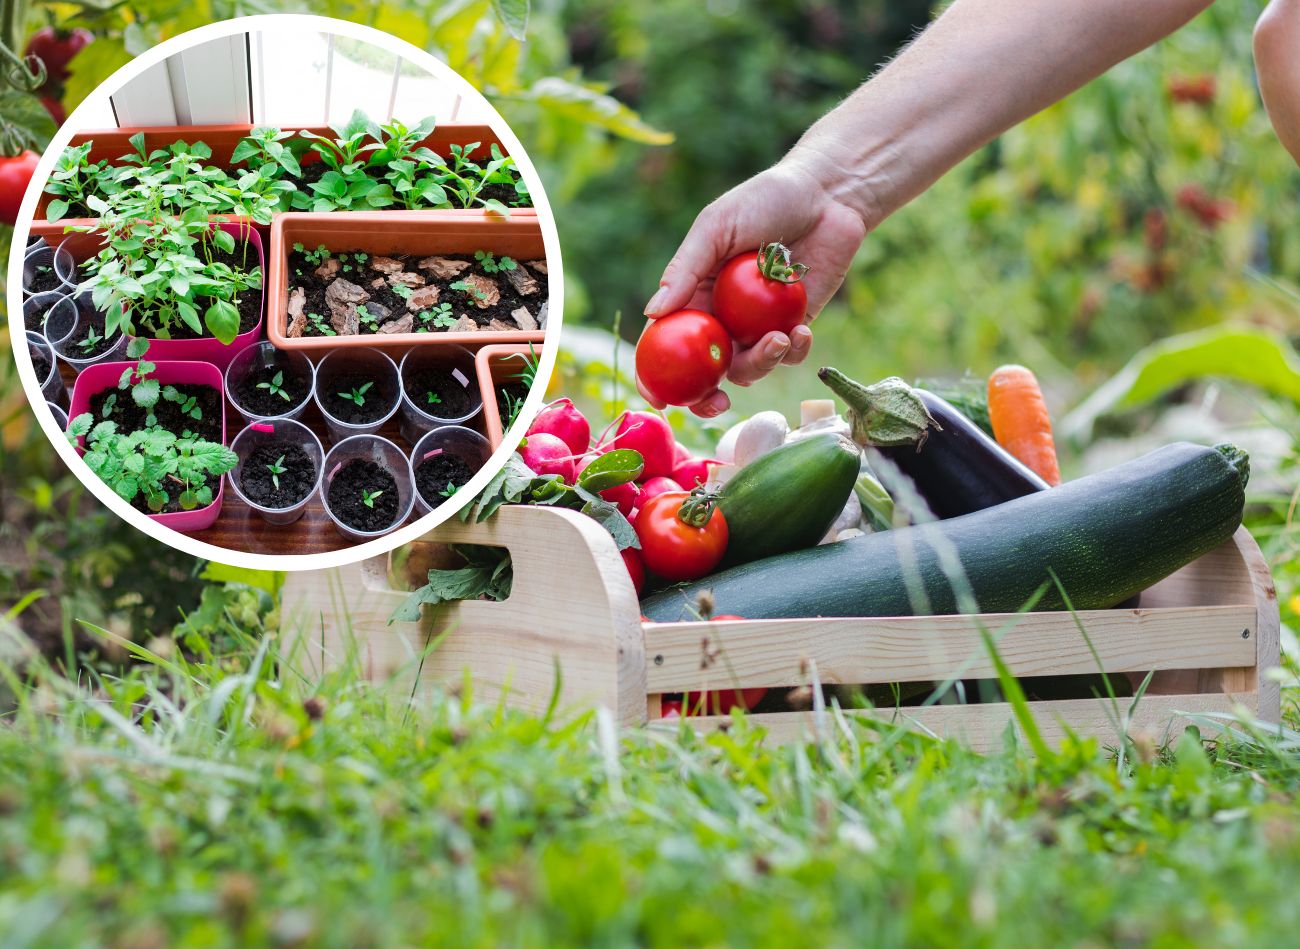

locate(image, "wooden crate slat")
[[643, 605, 1257, 692], [651, 692, 1251, 753]]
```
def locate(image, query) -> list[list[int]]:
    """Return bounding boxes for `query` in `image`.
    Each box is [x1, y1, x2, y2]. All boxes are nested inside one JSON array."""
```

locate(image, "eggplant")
[[818, 367, 1047, 520]]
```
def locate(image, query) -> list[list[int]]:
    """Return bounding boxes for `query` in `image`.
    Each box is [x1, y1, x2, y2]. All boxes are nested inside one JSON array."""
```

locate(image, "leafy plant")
[[356, 304, 380, 333], [391, 284, 413, 301], [416, 303, 457, 333], [116, 337, 159, 409], [426, 391, 442, 405], [361, 488, 384, 509], [306, 312, 335, 337], [42, 141, 123, 222], [76, 325, 105, 355], [256, 370, 292, 402], [230, 126, 305, 181], [266, 454, 287, 491], [67, 414, 236, 513], [451, 279, 488, 302], [475, 250, 517, 273], [162, 385, 202, 421], [338, 381, 374, 407]]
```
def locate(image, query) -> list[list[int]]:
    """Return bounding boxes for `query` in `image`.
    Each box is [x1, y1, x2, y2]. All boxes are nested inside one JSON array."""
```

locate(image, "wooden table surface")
[[53, 361, 492, 556]]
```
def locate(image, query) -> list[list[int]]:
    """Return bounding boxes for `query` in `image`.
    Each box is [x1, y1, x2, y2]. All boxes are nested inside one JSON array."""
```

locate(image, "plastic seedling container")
[[45, 291, 130, 371], [26, 331, 66, 406], [22, 242, 75, 298], [45, 401, 68, 431], [225, 341, 316, 423], [319, 434, 415, 543], [227, 418, 325, 526], [398, 345, 482, 445], [408, 425, 492, 518], [53, 235, 84, 290], [314, 349, 401, 445], [23, 289, 64, 337]]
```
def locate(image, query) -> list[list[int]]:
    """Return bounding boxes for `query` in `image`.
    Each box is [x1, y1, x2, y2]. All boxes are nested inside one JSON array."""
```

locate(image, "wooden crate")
[[280, 505, 1280, 750]]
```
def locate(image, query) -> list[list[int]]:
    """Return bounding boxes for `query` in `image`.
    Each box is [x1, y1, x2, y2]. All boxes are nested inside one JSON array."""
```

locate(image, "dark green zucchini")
[[642, 442, 1247, 621], [717, 433, 860, 568]]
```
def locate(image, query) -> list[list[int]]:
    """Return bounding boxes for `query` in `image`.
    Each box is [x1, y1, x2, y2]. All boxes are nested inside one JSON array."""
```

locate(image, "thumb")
[[645, 207, 729, 317]]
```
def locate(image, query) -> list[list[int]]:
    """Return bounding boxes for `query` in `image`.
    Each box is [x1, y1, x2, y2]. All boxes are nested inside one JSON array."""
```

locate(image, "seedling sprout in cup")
[[397, 345, 482, 444], [225, 341, 315, 422], [319, 434, 415, 542], [22, 242, 75, 298], [46, 291, 130, 370], [228, 418, 325, 526], [313, 349, 401, 445], [408, 425, 491, 517], [23, 290, 64, 335]]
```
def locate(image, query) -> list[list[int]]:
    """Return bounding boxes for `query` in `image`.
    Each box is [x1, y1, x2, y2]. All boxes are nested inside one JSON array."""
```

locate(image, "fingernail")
[[644, 287, 669, 316], [764, 336, 790, 360]]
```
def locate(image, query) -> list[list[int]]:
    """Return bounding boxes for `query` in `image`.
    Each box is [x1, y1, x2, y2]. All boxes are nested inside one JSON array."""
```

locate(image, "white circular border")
[[6, 13, 563, 573]]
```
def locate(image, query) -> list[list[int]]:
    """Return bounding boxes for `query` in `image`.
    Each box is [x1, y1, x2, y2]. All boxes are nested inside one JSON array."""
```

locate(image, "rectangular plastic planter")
[[29, 122, 533, 235], [267, 211, 548, 353], [68, 359, 229, 532], [475, 343, 544, 448], [280, 505, 1281, 749], [48, 222, 265, 370]]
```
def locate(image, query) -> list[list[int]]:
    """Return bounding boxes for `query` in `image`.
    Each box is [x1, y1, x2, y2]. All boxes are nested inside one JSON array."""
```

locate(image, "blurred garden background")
[[2, 2, 1300, 943]]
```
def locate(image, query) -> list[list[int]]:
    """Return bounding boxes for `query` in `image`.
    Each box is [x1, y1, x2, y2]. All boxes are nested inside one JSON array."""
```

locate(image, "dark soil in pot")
[[238, 442, 317, 508], [478, 182, 531, 208], [404, 367, 475, 419], [62, 313, 117, 360], [25, 297, 58, 332], [25, 263, 63, 296], [322, 372, 395, 425], [288, 247, 548, 338], [89, 383, 223, 442], [232, 362, 311, 416], [130, 242, 262, 340], [127, 473, 224, 516], [414, 453, 475, 507], [326, 458, 400, 532], [29, 344, 52, 385]]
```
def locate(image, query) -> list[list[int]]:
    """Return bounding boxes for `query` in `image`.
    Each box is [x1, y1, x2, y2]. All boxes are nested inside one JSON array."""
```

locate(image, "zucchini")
[[717, 433, 860, 568], [642, 442, 1247, 621]]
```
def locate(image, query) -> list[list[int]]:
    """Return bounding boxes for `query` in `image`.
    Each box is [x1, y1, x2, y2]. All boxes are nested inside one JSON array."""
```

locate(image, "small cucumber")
[[717, 433, 861, 568]]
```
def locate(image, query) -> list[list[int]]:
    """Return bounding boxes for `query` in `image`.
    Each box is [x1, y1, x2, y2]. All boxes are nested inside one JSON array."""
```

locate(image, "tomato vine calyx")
[[756, 241, 809, 284], [676, 485, 722, 528]]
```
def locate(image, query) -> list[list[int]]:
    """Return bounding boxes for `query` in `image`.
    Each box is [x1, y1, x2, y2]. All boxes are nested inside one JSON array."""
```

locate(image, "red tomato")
[[633, 490, 727, 581], [25, 27, 93, 85], [635, 309, 732, 406], [0, 152, 41, 225], [621, 547, 645, 594], [712, 242, 809, 348]]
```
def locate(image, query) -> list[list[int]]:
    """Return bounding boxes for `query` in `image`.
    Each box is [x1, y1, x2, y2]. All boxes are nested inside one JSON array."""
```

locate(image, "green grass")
[[2, 615, 1300, 948]]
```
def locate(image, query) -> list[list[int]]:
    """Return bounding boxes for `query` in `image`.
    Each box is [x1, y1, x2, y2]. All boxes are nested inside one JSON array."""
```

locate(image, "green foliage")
[[256, 370, 291, 403], [338, 381, 373, 406]]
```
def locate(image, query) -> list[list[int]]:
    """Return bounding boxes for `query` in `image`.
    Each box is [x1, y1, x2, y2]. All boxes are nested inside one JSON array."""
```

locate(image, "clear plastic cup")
[[225, 341, 316, 423], [22, 243, 75, 298], [397, 345, 482, 445], [26, 235, 46, 251], [227, 418, 325, 526], [26, 331, 66, 406], [408, 425, 492, 518], [54, 235, 86, 290], [313, 349, 401, 445], [45, 401, 68, 431], [46, 291, 130, 370], [23, 290, 65, 338], [319, 434, 415, 543]]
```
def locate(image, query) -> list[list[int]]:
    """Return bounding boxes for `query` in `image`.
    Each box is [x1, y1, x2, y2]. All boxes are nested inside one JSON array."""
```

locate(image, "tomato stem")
[[676, 485, 721, 528], [756, 241, 809, 284]]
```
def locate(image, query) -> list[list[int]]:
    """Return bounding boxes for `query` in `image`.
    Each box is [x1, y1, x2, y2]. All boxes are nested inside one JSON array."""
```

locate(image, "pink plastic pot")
[[130, 222, 265, 370], [68, 359, 229, 532]]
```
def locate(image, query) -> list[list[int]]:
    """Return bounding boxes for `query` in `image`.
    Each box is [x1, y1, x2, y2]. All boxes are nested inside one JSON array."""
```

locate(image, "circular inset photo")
[[7, 15, 562, 570]]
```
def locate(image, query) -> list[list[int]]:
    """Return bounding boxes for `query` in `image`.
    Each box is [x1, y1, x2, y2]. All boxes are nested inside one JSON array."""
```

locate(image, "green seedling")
[[450, 279, 488, 302], [257, 370, 292, 402], [426, 391, 442, 405], [266, 454, 287, 491], [361, 488, 384, 509], [77, 326, 105, 354], [338, 381, 374, 406], [475, 250, 517, 274]]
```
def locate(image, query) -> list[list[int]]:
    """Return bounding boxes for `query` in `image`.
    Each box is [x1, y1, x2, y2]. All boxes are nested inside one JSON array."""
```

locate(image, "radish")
[[528, 398, 590, 455], [621, 547, 645, 594], [602, 480, 641, 516], [636, 476, 682, 510], [673, 457, 719, 489], [612, 411, 676, 479], [520, 433, 576, 482], [674, 441, 692, 466]]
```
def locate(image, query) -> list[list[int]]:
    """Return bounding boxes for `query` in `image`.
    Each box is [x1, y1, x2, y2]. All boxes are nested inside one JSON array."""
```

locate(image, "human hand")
[[636, 153, 870, 417]]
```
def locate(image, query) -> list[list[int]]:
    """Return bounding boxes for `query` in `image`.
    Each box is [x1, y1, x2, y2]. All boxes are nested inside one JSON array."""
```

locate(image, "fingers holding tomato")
[[712, 243, 809, 348], [635, 309, 733, 408]]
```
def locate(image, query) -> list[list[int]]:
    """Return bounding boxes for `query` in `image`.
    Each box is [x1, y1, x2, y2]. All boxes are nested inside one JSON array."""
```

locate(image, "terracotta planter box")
[[30, 122, 534, 234], [49, 221, 265, 370], [267, 212, 548, 353], [67, 359, 229, 533], [476, 343, 544, 448]]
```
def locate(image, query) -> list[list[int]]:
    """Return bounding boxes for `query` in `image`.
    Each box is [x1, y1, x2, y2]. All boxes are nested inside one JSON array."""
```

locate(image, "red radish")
[[637, 476, 682, 508], [601, 480, 641, 516], [673, 457, 719, 489], [621, 547, 645, 594], [528, 398, 590, 455], [520, 433, 576, 482], [611, 411, 675, 479], [674, 441, 692, 466], [660, 699, 682, 719]]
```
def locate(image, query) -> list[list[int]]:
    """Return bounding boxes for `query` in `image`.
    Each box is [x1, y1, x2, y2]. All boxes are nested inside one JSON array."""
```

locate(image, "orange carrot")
[[987, 365, 1061, 486]]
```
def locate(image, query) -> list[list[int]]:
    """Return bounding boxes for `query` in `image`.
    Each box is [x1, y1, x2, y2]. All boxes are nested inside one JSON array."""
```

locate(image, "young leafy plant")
[[266, 454, 287, 491], [43, 141, 123, 221], [338, 381, 374, 407], [257, 370, 292, 402], [451, 279, 488, 302], [475, 250, 517, 274], [361, 488, 384, 509]]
